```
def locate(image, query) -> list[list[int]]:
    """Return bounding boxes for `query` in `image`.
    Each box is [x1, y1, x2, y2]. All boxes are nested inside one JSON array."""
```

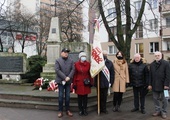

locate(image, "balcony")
[[162, 27, 170, 39], [162, 4, 170, 14]]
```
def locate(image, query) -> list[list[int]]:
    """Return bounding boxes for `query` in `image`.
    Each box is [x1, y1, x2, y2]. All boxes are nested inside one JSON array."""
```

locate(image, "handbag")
[[83, 78, 90, 86]]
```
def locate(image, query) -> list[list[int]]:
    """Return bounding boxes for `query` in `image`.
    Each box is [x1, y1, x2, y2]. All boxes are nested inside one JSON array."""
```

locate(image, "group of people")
[[55, 48, 170, 119]]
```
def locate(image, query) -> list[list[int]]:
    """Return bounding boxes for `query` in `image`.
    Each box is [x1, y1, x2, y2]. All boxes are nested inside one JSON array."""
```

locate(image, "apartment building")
[[100, 0, 170, 63]]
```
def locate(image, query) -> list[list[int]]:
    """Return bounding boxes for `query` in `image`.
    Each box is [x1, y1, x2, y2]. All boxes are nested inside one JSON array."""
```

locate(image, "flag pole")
[[97, 74, 100, 115]]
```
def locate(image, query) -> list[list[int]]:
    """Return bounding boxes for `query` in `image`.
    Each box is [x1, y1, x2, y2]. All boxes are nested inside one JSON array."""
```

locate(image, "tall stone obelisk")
[[41, 17, 61, 79]]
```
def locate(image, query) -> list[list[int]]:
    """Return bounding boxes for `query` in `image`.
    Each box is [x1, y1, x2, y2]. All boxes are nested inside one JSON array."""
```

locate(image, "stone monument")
[[41, 17, 91, 80], [41, 17, 61, 79], [0, 52, 27, 83]]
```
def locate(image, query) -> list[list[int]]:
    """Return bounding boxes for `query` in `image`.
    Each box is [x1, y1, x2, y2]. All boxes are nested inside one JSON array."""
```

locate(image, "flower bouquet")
[[47, 80, 58, 92], [33, 77, 49, 91]]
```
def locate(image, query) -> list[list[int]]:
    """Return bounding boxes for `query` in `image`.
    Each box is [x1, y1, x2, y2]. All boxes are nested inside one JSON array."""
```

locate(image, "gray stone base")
[[0, 79, 28, 84], [40, 72, 56, 80]]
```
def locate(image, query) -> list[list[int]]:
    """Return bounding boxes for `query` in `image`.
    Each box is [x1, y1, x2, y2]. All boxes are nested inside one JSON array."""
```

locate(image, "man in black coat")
[[129, 53, 149, 114], [94, 50, 115, 114], [148, 51, 170, 119]]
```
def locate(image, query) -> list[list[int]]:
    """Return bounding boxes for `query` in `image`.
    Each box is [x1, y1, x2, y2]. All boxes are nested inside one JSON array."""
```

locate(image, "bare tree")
[[12, 11, 38, 53], [38, 4, 53, 56], [56, 0, 84, 42], [97, 0, 146, 61]]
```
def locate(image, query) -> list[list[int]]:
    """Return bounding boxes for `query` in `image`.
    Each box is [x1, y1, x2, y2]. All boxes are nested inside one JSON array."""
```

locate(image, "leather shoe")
[[152, 112, 160, 116], [112, 107, 116, 112], [58, 112, 63, 118], [116, 106, 121, 112], [66, 110, 73, 117], [79, 111, 83, 116], [161, 114, 167, 119], [84, 109, 88, 116], [141, 109, 146, 114], [131, 108, 139, 112], [103, 110, 108, 114], [101, 110, 108, 114]]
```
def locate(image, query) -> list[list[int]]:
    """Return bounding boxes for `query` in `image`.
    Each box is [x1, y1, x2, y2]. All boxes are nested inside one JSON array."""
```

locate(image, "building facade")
[[99, 0, 170, 63]]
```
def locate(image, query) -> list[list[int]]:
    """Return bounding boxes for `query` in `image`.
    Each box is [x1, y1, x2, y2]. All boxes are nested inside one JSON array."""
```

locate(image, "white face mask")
[[81, 56, 86, 62]]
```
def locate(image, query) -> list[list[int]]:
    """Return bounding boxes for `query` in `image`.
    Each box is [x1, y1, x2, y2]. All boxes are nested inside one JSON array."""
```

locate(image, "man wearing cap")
[[55, 48, 75, 118]]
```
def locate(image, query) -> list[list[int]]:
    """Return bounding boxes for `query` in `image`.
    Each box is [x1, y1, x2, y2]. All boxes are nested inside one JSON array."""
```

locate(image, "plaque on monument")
[[0, 56, 23, 72], [52, 28, 56, 33]]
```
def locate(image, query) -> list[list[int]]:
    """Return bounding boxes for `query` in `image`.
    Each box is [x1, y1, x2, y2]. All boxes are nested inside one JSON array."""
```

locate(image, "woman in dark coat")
[[73, 51, 93, 116]]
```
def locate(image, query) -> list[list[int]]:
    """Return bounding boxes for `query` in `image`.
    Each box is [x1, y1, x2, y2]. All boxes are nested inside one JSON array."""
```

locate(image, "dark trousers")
[[78, 94, 88, 111], [58, 84, 71, 111], [133, 86, 145, 110], [100, 88, 108, 111], [113, 92, 123, 106]]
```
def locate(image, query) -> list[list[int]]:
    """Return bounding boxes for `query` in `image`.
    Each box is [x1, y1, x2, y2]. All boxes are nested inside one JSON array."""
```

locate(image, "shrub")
[[22, 55, 46, 83]]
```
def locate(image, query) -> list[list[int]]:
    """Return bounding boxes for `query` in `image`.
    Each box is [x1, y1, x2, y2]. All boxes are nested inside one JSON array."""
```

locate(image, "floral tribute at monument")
[[33, 77, 75, 93]]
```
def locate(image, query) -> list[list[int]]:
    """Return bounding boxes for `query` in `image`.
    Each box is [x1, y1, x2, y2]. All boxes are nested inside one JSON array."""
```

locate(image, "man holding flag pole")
[[90, 19, 105, 115], [94, 50, 114, 114]]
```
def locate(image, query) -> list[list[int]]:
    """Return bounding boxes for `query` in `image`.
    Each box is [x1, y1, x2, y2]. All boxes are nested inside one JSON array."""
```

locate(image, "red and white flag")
[[90, 19, 105, 78], [49, 80, 56, 91]]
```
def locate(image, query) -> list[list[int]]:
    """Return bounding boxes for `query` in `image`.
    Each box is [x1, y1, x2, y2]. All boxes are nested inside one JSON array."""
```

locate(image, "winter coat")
[[112, 59, 129, 93], [149, 59, 170, 92], [129, 58, 149, 87], [94, 58, 115, 88], [55, 57, 75, 84], [73, 60, 93, 95]]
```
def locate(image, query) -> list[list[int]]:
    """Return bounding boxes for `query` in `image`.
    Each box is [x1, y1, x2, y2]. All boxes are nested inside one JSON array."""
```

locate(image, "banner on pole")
[[90, 19, 105, 78]]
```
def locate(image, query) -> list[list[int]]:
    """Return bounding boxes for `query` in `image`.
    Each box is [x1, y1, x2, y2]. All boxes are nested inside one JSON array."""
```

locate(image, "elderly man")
[[94, 50, 114, 114], [129, 53, 149, 114], [148, 51, 170, 119], [55, 48, 75, 118]]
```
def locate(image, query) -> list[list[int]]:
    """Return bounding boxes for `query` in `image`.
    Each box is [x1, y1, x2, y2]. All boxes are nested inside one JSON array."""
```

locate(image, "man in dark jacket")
[[55, 48, 75, 118], [94, 50, 114, 114], [129, 53, 149, 114], [148, 51, 170, 119]]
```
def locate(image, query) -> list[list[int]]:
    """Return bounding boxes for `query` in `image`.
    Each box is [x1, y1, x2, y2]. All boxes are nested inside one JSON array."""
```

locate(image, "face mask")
[[81, 56, 86, 62], [117, 56, 123, 60]]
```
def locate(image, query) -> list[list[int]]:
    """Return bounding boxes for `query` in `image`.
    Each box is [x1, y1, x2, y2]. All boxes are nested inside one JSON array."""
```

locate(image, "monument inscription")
[[0, 56, 23, 72]]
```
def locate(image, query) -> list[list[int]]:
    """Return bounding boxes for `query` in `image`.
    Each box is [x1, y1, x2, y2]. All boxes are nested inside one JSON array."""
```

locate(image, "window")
[[149, 19, 158, 30], [150, 42, 159, 53], [1, 32, 12, 45], [148, 0, 157, 9], [166, 17, 170, 27], [167, 41, 170, 50], [135, 43, 144, 57], [134, 1, 141, 18], [110, 25, 126, 37], [108, 8, 116, 18], [110, 26, 117, 36], [135, 22, 143, 38], [108, 45, 118, 54]]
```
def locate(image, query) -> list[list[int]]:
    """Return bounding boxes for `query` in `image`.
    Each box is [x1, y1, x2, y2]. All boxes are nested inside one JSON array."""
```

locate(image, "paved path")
[[0, 95, 169, 120]]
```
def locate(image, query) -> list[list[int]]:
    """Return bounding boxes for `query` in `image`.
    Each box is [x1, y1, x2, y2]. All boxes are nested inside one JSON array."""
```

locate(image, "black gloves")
[[73, 85, 77, 90], [89, 84, 93, 87]]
